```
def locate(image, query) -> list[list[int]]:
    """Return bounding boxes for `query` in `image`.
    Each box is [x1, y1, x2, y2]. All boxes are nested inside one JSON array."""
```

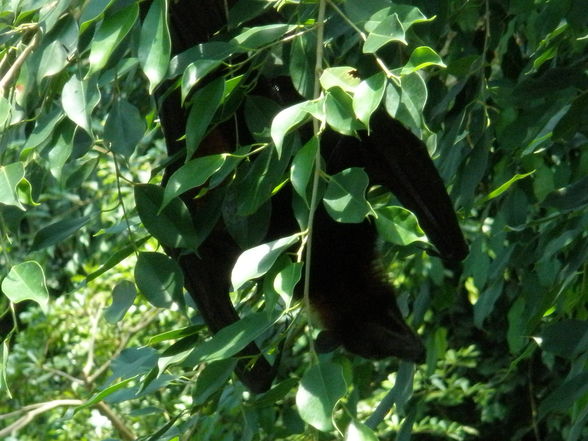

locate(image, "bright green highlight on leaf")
[[353, 72, 387, 127], [2, 261, 49, 314], [364, 13, 406, 53], [320, 67, 361, 93], [88, 3, 138, 75], [296, 361, 347, 431], [0, 162, 25, 209], [401, 46, 446, 75], [485, 170, 535, 201], [324, 168, 371, 223], [162, 154, 227, 210], [139, 0, 171, 93], [231, 234, 300, 291]]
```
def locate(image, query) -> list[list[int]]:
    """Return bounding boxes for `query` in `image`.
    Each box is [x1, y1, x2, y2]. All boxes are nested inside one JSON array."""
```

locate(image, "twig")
[[0, 31, 41, 95], [96, 402, 136, 441], [0, 399, 83, 438]]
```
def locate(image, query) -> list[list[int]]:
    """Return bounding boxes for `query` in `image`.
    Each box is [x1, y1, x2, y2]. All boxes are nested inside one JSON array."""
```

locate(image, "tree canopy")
[[0, 0, 587, 440]]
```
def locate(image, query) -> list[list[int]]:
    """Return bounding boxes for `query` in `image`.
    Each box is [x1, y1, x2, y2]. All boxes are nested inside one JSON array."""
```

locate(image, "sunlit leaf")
[[61, 73, 100, 134], [363, 13, 406, 53], [324, 168, 371, 223], [231, 234, 300, 290], [1, 261, 49, 313], [320, 67, 361, 93], [0, 162, 25, 209], [401, 46, 446, 75], [296, 361, 347, 431], [104, 99, 146, 158], [353, 72, 386, 127], [139, 0, 171, 93], [88, 4, 138, 74]]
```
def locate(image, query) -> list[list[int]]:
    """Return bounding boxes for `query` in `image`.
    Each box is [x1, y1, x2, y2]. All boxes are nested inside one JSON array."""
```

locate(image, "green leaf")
[[271, 101, 310, 156], [320, 67, 361, 93], [345, 420, 379, 441], [111, 347, 159, 380], [182, 312, 272, 365], [192, 359, 237, 406], [185, 78, 225, 158], [135, 252, 184, 308], [231, 234, 300, 291], [325, 87, 361, 136], [138, 0, 171, 93], [363, 13, 406, 53], [296, 361, 347, 432], [80, 0, 116, 32], [273, 260, 303, 309], [134, 184, 199, 250], [485, 170, 535, 201], [37, 40, 68, 82], [61, 73, 100, 134], [374, 206, 426, 246], [232, 24, 294, 50], [289, 32, 316, 98], [31, 215, 92, 251], [401, 46, 446, 75], [290, 136, 318, 205], [104, 281, 137, 323], [162, 154, 227, 210], [353, 72, 386, 127], [22, 107, 64, 152], [78, 377, 136, 411], [0, 162, 25, 209], [1, 261, 49, 313], [174, 41, 236, 90], [323, 168, 371, 223], [104, 99, 146, 158], [88, 4, 138, 75], [396, 72, 427, 130]]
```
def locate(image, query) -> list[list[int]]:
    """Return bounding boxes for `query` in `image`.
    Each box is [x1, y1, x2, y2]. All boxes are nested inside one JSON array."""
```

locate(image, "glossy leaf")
[[104, 99, 146, 158], [290, 136, 318, 205], [232, 24, 293, 50], [374, 206, 426, 246], [325, 87, 360, 135], [162, 154, 227, 209], [88, 4, 138, 74], [192, 359, 237, 406], [323, 168, 371, 223], [271, 101, 310, 156], [31, 215, 92, 251], [37, 40, 68, 81], [61, 74, 100, 134], [1, 261, 49, 313], [231, 234, 300, 291], [134, 252, 184, 308], [183, 312, 272, 364], [320, 67, 361, 93], [401, 46, 446, 75], [139, 0, 171, 93], [134, 184, 199, 250], [364, 13, 406, 53], [185, 78, 225, 158], [353, 72, 386, 126], [0, 162, 25, 209], [296, 361, 347, 431]]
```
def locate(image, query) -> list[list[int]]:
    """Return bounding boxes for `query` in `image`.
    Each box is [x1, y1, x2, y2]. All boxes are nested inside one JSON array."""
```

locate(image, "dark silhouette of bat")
[[144, 0, 468, 393]]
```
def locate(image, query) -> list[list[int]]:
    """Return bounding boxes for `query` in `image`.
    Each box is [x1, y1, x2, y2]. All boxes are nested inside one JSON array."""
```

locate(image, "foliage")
[[0, 0, 587, 440]]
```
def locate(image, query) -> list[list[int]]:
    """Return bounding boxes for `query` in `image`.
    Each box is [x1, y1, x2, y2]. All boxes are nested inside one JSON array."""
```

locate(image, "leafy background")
[[0, 0, 587, 440]]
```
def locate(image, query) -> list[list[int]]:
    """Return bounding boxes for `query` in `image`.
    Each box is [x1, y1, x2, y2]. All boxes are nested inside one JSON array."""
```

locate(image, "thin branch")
[[0, 31, 41, 95], [96, 402, 136, 441], [0, 399, 83, 438]]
